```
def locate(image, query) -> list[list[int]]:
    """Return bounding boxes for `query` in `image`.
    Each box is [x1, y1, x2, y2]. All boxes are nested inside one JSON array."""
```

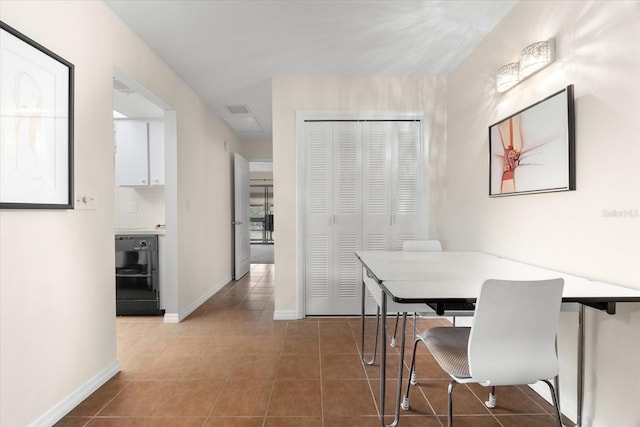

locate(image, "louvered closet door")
[[331, 122, 363, 314], [304, 120, 423, 315], [304, 122, 333, 315], [389, 121, 422, 249], [305, 122, 363, 315], [362, 121, 422, 251]]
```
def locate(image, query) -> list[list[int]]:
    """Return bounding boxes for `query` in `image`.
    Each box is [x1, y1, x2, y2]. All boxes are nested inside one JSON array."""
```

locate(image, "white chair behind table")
[[401, 240, 442, 251], [402, 278, 565, 427], [389, 240, 444, 347]]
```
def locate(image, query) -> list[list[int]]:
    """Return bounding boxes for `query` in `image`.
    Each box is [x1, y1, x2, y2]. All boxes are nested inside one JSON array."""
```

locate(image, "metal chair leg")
[[390, 312, 400, 347], [402, 338, 421, 410], [447, 380, 458, 427], [485, 386, 496, 408], [543, 379, 564, 427]]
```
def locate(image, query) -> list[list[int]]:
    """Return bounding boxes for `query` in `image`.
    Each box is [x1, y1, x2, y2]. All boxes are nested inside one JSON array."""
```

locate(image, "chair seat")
[[423, 327, 471, 378]]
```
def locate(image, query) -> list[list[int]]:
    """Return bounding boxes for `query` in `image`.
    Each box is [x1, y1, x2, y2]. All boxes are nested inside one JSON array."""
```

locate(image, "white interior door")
[[234, 153, 250, 279]]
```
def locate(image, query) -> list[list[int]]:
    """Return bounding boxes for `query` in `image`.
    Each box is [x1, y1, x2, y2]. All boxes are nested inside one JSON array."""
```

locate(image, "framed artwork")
[[0, 21, 74, 209], [489, 85, 575, 197]]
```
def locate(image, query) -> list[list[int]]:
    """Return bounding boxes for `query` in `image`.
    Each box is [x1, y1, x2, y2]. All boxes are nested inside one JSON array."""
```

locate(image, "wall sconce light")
[[496, 38, 555, 93], [496, 62, 520, 93]]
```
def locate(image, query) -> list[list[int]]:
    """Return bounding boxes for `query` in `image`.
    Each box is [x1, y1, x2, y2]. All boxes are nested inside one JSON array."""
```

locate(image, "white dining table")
[[355, 250, 640, 427]]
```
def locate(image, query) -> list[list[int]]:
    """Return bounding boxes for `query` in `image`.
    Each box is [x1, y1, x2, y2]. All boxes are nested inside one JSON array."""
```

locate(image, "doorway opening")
[[249, 161, 273, 264], [112, 69, 178, 322]]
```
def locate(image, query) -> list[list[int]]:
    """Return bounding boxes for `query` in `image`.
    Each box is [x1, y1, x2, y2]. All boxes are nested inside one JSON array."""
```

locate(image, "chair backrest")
[[402, 240, 442, 252], [468, 278, 564, 386]]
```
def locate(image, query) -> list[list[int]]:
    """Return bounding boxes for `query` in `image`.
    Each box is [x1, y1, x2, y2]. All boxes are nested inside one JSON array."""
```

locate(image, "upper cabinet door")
[[148, 121, 165, 186], [115, 121, 149, 186]]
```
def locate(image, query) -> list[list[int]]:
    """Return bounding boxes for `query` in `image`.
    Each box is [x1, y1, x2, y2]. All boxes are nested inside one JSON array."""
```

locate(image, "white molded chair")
[[401, 239, 443, 252], [402, 278, 565, 427]]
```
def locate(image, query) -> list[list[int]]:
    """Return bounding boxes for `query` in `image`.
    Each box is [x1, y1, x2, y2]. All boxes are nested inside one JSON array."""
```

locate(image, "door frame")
[[295, 111, 429, 318]]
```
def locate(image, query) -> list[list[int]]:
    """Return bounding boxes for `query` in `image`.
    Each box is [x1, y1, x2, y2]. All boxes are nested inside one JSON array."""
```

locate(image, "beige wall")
[[239, 139, 273, 160], [272, 76, 447, 315], [0, 1, 238, 425], [444, 1, 640, 425]]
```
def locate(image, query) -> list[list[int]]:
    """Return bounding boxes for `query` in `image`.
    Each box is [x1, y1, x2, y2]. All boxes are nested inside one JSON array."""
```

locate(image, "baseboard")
[[178, 275, 231, 321], [28, 360, 120, 427], [528, 382, 577, 424], [163, 312, 180, 323], [273, 310, 300, 320]]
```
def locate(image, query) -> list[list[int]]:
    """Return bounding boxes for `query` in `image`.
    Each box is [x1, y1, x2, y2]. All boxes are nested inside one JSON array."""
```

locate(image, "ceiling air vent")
[[113, 78, 134, 94], [224, 104, 250, 115]]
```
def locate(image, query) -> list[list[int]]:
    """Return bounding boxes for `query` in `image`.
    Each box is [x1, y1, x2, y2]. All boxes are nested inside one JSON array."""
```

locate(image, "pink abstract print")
[[498, 115, 522, 194], [489, 88, 572, 196]]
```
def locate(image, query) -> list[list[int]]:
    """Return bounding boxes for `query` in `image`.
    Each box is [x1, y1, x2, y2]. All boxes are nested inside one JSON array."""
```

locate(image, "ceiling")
[[105, 0, 517, 141]]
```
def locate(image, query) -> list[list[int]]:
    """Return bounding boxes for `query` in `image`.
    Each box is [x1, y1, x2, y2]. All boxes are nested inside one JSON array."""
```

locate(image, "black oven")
[[115, 235, 163, 315]]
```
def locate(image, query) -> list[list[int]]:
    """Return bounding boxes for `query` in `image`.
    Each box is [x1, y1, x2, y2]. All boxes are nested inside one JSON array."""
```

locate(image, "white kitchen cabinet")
[[114, 120, 164, 186], [148, 121, 165, 185]]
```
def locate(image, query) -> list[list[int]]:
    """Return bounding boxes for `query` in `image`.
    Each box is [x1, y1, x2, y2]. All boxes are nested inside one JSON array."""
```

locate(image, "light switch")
[[127, 201, 138, 213], [75, 193, 96, 210]]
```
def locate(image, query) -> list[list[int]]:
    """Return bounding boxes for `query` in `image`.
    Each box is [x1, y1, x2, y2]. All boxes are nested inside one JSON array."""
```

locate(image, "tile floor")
[[57, 264, 573, 427]]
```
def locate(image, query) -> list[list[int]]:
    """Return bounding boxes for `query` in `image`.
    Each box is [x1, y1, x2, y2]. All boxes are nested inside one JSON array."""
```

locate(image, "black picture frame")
[[489, 85, 575, 197], [0, 21, 74, 209]]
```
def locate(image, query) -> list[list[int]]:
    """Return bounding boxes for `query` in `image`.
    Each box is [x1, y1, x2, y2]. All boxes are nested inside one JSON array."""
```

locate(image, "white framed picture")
[[0, 21, 74, 209]]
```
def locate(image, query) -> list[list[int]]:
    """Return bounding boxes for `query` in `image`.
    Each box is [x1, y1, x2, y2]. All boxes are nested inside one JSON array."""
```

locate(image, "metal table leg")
[[360, 279, 380, 365], [577, 303, 585, 427], [379, 290, 407, 427]]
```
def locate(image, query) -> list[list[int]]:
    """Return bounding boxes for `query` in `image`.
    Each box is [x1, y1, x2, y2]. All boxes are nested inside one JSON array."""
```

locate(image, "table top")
[[356, 251, 640, 307]]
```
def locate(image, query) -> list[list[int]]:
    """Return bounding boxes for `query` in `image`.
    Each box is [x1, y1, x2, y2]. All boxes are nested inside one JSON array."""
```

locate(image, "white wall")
[[443, 1, 640, 425], [272, 76, 447, 316], [114, 186, 165, 229], [0, 1, 238, 425]]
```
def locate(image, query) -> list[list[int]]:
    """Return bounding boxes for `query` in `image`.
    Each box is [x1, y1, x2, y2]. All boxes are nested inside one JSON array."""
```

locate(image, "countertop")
[[115, 228, 165, 236]]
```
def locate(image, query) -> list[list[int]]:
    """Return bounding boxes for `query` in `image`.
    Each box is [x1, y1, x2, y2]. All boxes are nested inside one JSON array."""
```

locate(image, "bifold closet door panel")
[[331, 122, 363, 314], [304, 122, 333, 314], [304, 122, 363, 315], [390, 121, 422, 249], [362, 121, 422, 252]]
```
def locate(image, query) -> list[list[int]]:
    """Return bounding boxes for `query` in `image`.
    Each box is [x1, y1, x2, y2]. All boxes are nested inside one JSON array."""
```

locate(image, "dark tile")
[[210, 380, 272, 416], [144, 418, 207, 427], [87, 417, 148, 426], [467, 384, 548, 415], [437, 415, 502, 426], [321, 353, 367, 379], [267, 380, 322, 416], [97, 381, 175, 416], [276, 354, 320, 379], [322, 380, 377, 416], [264, 417, 322, 427], [203, 418, 263, 427], [320, 335, 359, 354], [418, 380, 491, 416], [152, 380, 224, 416], [497, 414, 566, 426], [281, 336, 319, 354]]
